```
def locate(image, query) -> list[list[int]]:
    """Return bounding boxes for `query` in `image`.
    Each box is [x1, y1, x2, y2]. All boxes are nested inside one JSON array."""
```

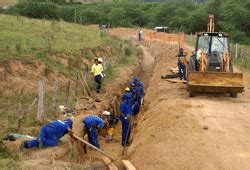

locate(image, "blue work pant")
[[25, 126, 58, 148], [177, 61, 187, 80], [85, 124, 100, 148], [132, 102, 140, 116], [120, 117, 131, 145]]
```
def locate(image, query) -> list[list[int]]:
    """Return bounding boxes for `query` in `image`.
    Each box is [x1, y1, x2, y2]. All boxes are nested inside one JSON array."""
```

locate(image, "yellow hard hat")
[[125, 87, 130, 92]]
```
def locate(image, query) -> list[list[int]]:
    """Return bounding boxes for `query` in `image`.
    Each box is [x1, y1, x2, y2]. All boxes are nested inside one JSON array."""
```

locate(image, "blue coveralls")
[[132, 77, 143, 89], [25, 120, 70, 148], [122, 92, 134, 107], [119, 101, 132, 145], [177, 52, 187, 80], [135, 85, 144, 104], [132, 101, 140, 116], [83, 115, 105, 148]]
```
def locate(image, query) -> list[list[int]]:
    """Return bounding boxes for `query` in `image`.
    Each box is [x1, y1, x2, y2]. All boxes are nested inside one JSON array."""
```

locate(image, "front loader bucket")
[[188, 71, 244, 97]]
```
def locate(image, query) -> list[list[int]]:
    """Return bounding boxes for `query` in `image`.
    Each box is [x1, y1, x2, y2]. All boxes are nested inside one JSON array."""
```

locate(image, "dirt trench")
[[126, 41, 250, 170]]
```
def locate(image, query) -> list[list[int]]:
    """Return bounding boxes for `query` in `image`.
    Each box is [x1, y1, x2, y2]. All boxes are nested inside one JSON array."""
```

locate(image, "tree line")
[[4, 0, 250, 44]]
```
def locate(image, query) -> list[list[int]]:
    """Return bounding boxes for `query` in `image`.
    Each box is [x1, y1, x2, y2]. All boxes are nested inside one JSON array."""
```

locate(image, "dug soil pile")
[[128, 42, 250, 169]]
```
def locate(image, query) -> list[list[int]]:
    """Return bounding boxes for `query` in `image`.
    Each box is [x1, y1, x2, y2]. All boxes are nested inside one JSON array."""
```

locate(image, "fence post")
[[191, 33, 193, 45], [52, 80, 58, 112], [235, 43, 238, 59], [17, 88, 25, 131], [64, 81, 70, 105], [37, 80, 45, 121], [74, 74, 79, 101]]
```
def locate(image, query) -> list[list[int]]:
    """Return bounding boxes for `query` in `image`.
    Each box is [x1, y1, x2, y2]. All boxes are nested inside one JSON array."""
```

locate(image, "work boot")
[[38, 139, 43, 149], [20, 141, 27, 151]]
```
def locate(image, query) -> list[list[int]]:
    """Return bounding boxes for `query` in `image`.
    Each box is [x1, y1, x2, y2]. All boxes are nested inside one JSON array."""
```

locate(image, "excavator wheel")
[[230, 92, 238, 98]]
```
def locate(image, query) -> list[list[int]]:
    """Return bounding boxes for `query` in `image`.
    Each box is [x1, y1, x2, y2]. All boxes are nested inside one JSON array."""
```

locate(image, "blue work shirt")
[[45, 120, 70, 140], [122, 92, 134, 105], [135, 86, 144, 98], [83, 115, 105, 128], [119, 101, 132, 117]]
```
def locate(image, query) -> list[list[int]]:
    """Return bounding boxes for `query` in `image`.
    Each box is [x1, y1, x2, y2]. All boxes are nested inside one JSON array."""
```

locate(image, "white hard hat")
[[98, 57, 103, 63], [102, 111, 111, 116]]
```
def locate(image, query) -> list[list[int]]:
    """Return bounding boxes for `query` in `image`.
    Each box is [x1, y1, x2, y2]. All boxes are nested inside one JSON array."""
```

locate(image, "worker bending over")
[[91, 58, 104, 93], [20, 118, 73, 149], [176, 48, 187, 81], [83, 115, 108, 148], [120, 98, 132, 146]]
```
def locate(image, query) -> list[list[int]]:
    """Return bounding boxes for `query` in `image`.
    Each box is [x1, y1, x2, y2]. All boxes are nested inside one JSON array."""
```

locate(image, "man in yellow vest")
[[91, 58, 104, 93]]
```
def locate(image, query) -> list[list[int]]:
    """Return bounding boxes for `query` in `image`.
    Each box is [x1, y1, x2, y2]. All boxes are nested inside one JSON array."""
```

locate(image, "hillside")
[[0, 14, 141, 147]]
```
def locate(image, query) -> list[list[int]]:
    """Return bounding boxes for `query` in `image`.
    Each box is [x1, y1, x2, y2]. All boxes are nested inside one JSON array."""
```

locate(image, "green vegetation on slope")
[[0, 15, 141, 167], [4, 0, 250, 44]]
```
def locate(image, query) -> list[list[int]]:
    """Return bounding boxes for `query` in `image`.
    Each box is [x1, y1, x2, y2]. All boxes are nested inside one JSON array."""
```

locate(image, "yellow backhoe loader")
[[188, 14, 244, 98]]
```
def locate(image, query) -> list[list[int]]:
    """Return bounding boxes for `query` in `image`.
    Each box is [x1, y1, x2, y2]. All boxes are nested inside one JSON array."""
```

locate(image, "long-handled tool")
[[73, 134, 116, 162], [122, 119, 131, 156]]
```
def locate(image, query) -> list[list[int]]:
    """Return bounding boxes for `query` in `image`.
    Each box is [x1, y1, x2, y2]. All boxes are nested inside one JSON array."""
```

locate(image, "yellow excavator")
[[188, 14, 244, 98]]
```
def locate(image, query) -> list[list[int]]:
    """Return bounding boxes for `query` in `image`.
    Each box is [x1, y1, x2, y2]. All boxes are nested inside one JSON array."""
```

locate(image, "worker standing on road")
[[20, 118, 73, 149], [138, 29, 143, 41], [83, 115, 107, 148], [177, 48, 187, 81], [91, 58, 104, 93], [120, 98, 132, 146], [188, 51, 196, 72]]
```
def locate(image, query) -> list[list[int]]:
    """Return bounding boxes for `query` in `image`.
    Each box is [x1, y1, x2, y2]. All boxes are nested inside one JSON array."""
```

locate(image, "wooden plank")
[[122, 160, 136, 170], [102, 156, 118, 170], [165, 79, 187, 84]]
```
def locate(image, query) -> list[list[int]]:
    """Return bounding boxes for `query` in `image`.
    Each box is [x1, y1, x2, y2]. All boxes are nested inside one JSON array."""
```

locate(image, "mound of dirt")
[[127, 43, 250, 169]]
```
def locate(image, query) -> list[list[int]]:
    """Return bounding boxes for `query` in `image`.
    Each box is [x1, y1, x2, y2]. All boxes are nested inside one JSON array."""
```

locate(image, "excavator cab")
[[188, 15, 244, 98], [195, 32, 233, 72]]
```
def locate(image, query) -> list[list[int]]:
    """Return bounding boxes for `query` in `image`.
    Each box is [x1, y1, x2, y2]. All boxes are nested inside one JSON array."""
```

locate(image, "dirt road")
[[128, 42, 250, 169]]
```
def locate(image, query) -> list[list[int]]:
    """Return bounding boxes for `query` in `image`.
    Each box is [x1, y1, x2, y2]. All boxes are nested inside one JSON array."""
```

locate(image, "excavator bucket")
[[188, 72, 244, 97]]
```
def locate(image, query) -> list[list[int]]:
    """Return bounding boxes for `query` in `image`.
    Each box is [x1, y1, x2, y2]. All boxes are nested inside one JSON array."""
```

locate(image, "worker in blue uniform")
[[132, 101, 140, 116], [131, 77, 143, 89], [119, 98, 132, 146], [83, 115, 107, 148], [20, 118, 73, 149], [122, 87, 134, 107], [177, 48, 187, 80], [135, 82, 144, 105]]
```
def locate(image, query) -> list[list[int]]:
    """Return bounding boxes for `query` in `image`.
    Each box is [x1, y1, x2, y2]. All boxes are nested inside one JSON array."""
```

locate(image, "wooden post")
[[17, 88, 25, 131], [28, 97, 38, 114], [64, 81, 70, 105], [37, 80, 45, 121], [74, 74, 79, 101], [52, 80, 58, 111], [240, 48, 243, 58], [235, 43, 238, 59], [191, 33, 193, 45]]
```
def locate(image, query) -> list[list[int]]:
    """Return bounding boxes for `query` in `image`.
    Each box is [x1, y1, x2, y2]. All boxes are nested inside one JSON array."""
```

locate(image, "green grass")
[[0, 15, 141, 166]]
